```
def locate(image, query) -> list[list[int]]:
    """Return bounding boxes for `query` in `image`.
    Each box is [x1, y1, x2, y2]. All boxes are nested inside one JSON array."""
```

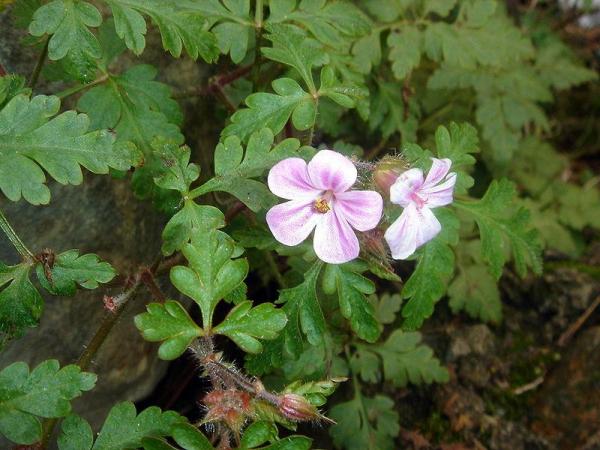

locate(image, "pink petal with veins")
[[384, 203, 442, 259], [389, 168, 424, 207], [268, 157, 321, 200], [266, 199, 320, 246], [335, 190, 383, 232], [422, 172, 457, 207], [307, 150, 357, 192], [422, 158, 452, 189], [313, 208, 360, 264]]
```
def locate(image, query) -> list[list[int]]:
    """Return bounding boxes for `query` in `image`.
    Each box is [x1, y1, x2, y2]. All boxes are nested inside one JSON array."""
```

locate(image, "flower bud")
[[372, 155, 409, 195], [277, 393, 320, 422]]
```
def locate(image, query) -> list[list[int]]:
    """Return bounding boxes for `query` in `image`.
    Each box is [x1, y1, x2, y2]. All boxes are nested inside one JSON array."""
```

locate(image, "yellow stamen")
[[314, 198, 330, 213]]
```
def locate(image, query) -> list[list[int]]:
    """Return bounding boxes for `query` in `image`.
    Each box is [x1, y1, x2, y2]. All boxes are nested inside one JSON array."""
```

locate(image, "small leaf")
[[161, 200, 226, 256], [240, 421, 278, 448], [322, 263, 380, 343], [368, 81, 418, 141], [58, 414, 93, 450], [262, 23, 327, 92], [152, 141, 200, 194], [29, 0, 102, 60], [142, 437, 178, 450], [36, 249, 116, 296], [170, 230, 248, 329], [135, 300, 203, 360], [455, 179, 543, 279], [194, 128, 302, 211], [92, 402, 186, 450], [353, 330, 449, 387], [0, 360, 96, 445], [262, 436, 312, 450], [192, 0, 254, 63], [214, 301, 287, 353], [77, 63, 182, 209], [0, 95, 138, 205], [434, 122, 479, 194], [278, 262, 326, 355], [0, 75, 30, 109], [318, 66, 366, 109], [449, 264, 502, 323], [388, 26, 421, 80], [105, 0, 219, 61], [171, 423, 214, 450], [283, 378, 344, 407], [371, 293, 403, 325], [0, 262, 43, 341], [222, 78, 313, 142], [330, 394, 399, 450], [268, 0, 370, 48], [401, 209, 459, 329]]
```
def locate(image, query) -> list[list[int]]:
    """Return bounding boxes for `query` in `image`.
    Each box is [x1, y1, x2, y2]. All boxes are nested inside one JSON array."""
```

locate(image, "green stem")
[[264, 251, 287, 288], [252, 0, 264, 89], [29, 36, 49, 89], [255, 0, 263, 28], [55, 74, 109, 99], [304, 97, 319, 146], [0, 208, 34, 260]]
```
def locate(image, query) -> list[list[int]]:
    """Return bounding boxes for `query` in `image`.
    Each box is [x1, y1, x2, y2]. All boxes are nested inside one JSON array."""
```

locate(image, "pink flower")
[[266, 150, 383, 264], [384, 158, 456, 260]]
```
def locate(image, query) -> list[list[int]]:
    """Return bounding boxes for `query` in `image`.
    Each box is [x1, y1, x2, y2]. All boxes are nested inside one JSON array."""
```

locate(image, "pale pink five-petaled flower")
[[266, 150, 383, 264], [384, 158, 456, 260]]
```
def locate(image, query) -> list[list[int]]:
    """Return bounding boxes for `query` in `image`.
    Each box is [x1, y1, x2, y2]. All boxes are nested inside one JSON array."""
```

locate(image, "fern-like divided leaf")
[[0, 262, 43, 342], [352, 330, 449, 387], [0, 360, 96, 445], [35, 249, 116, 296], [57, 402, 187, 450], [0, 94, 140, 205], [330, 394, 399, 450], [455, 179, 543, 279], [105, 0, 219, 61], [29, 0, 102, 61], [193, 128, 304, 212]]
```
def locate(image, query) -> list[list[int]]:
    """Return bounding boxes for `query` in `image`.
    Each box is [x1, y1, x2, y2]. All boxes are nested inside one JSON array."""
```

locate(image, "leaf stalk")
[[0, 208, 34, 260]]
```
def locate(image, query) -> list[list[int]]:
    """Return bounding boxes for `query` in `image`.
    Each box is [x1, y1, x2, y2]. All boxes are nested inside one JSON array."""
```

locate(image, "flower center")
[[313, 191, 333, 213], [410, 192, 426, 208], [314, 198, 331, 213]]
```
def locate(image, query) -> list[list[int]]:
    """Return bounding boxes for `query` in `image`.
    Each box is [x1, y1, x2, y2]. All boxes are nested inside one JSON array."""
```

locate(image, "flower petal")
[[266, 199, 320, 246], [307, 149, 357, 193], [384, 204, 418, 260], [422, 158, 452, 190], [384, 204, 442, 259], [423, 172, 457, 207], [334, 190, 383, 231], [389, 168, 424, 207], [313, 209, 359, 264], [268, 157, 321, 200], [414, 206, 442, 248]]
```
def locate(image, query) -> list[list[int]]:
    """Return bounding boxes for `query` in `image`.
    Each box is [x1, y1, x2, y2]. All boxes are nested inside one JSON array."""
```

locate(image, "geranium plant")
[[0, 0, 597, 449]]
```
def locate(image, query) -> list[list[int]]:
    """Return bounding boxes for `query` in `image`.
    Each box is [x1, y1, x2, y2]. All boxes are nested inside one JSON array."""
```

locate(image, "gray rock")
[[0, 175, 168, 435]]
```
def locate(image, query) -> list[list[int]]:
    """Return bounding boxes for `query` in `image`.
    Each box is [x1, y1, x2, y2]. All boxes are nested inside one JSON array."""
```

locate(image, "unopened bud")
[[277, 393, 320, 422], [372, 155, 409, 195]]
